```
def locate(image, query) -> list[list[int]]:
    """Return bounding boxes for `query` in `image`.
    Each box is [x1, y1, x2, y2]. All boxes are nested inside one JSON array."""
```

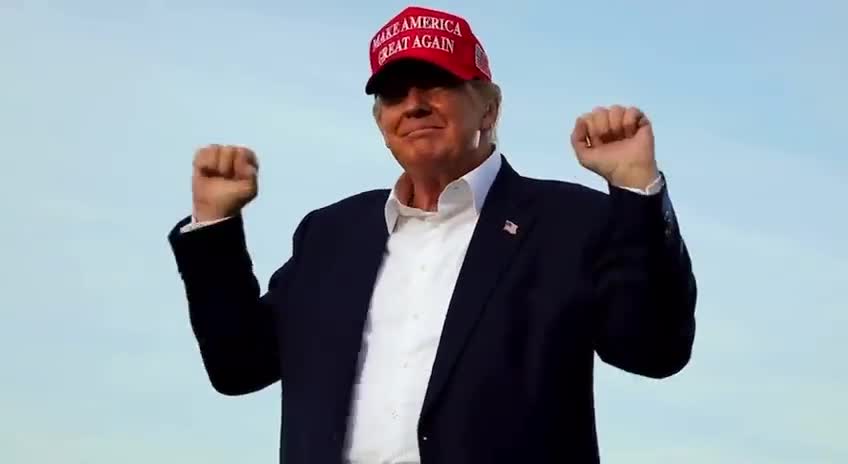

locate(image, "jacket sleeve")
[[591, 179, 697, 378], [167, 212, 312, 395]]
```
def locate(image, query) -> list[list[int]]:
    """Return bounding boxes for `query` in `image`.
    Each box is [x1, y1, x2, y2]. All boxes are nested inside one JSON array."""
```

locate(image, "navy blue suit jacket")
[[168, 157, 697, 464]]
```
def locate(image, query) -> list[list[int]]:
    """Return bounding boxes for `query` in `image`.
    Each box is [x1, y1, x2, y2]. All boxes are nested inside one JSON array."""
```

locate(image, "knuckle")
[[193, 146, 209, 160], [194, 149, 212, 167]]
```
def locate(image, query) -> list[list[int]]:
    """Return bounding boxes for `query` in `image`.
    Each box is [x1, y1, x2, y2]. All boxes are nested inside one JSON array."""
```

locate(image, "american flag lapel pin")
[[503, 219, 518, 235]]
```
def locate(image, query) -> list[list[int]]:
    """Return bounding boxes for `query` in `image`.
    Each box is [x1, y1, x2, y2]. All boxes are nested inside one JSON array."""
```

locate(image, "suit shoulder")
[[515, 176, 613, 234], [302, 188, 388, 225], [523, 176, 610, 207], [315, 188, 388, 212]]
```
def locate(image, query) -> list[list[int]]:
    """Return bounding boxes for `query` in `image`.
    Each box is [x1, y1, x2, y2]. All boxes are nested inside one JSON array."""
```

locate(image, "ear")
[[480, 99, 498, 131], [376, 122, 390, 147]]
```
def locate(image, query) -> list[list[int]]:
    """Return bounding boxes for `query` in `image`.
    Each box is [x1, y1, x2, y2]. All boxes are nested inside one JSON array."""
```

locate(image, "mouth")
[[402, 126, 442, 137]]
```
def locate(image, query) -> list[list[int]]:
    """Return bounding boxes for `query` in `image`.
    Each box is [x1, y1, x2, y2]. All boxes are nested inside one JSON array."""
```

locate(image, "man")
[[168, 5, 697, 464]]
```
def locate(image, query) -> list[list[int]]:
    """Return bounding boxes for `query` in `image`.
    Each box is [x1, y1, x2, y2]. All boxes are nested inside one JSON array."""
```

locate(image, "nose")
[[401, 87, 432, 118]]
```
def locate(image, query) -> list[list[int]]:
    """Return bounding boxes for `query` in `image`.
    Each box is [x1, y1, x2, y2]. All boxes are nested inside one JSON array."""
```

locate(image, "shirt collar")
[[384, 151, 503, 232]]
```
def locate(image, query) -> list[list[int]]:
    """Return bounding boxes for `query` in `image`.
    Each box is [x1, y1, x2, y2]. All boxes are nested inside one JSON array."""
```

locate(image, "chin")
[[394, 139, 452, 165]]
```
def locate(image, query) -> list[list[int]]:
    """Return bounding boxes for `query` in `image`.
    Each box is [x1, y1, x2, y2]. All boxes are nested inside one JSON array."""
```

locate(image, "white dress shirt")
[[181, 152, 663, 464], [344, 152, 503, 463]]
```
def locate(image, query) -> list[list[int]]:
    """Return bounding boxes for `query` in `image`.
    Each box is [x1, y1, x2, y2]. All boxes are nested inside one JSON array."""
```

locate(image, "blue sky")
[[1, 0, 845, 462]]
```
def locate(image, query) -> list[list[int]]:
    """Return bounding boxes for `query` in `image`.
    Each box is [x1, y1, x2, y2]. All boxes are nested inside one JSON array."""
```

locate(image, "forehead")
[[371, 59, 464, 96]]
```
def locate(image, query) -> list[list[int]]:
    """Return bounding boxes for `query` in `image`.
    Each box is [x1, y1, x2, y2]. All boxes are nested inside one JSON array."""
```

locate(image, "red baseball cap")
[[365, 6, 492, 95]]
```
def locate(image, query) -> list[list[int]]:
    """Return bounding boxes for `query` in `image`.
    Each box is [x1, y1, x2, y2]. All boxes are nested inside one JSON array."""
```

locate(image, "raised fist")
[[192, 144, 258, 222], [570, 105, 659, 190]]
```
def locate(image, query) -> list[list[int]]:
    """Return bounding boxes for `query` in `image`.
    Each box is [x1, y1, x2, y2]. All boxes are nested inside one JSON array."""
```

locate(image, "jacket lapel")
[[420, 158, 537, 418], [319, 192, 390, 450]]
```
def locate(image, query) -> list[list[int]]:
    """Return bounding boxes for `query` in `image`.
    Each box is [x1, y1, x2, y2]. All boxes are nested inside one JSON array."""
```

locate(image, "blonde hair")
[[469, 79, 502, 144], [372, 80, 503, 144]]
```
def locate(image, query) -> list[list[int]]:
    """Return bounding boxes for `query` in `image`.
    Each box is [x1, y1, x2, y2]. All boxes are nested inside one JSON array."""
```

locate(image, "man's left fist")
[[570, 105, 659, 190]]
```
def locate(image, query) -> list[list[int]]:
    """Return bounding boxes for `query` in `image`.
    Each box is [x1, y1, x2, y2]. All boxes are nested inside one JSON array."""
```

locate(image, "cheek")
[[445, 111, 480, 141], [377, 114, 398, 139], [442, 100, 481, 132]]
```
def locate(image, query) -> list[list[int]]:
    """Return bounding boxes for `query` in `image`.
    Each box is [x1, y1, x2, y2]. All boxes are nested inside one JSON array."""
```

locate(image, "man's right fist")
[[192, 144, 259, 222]]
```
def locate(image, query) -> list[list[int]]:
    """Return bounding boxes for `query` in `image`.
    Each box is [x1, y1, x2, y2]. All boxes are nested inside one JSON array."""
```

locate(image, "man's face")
[[374, 61, 492, 169]]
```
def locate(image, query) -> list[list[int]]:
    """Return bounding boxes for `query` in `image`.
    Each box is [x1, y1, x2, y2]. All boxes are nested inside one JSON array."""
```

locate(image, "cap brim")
[[364, 55, 473, 95]]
